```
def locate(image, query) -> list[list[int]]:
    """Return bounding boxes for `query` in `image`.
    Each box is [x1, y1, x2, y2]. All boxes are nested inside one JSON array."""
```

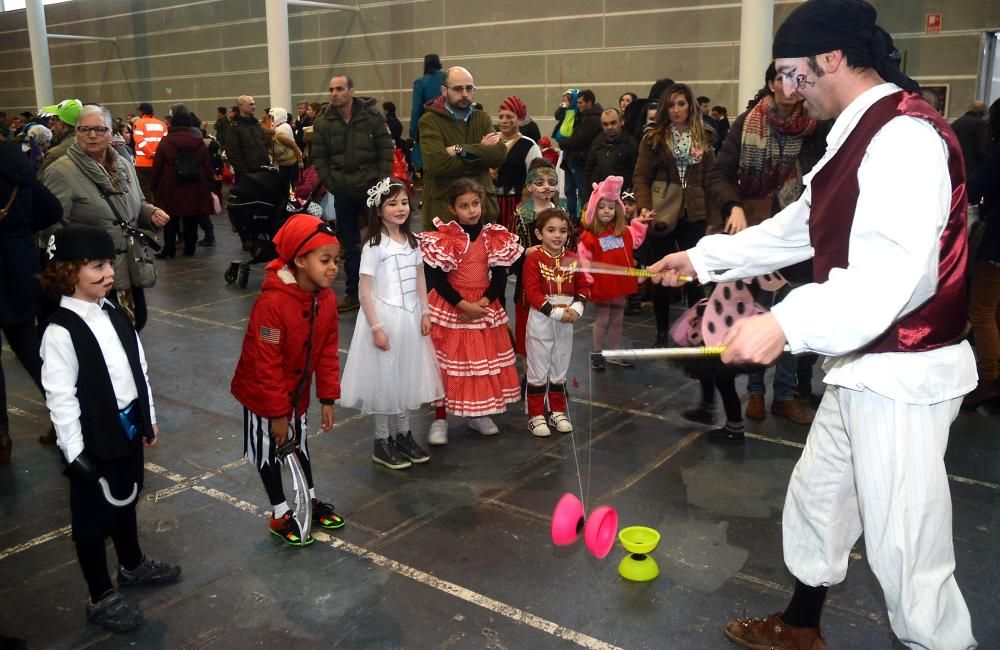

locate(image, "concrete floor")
[[1, 224, 998, 650]]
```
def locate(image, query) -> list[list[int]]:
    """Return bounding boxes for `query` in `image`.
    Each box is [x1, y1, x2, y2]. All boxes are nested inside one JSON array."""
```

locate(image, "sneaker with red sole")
[[269, 511, 314, 546]]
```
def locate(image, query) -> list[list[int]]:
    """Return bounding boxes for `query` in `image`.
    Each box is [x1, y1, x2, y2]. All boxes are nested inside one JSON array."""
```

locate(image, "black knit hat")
[[47, 226, 116, 262]]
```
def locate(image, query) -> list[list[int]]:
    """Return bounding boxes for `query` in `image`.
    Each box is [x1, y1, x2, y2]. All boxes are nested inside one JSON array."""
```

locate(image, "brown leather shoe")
[[772, 399, 815, 425], [725, 612, 827, 650], [38, 425, 57, 446], [745, 394, 765, 420]]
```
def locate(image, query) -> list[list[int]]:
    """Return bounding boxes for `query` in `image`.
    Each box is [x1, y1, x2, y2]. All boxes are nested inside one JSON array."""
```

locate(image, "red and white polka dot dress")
[[420, 219, 522, 417]]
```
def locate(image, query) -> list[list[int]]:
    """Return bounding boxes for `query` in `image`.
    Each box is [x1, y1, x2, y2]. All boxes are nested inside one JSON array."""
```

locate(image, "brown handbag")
[[648, 166, 684, 237]]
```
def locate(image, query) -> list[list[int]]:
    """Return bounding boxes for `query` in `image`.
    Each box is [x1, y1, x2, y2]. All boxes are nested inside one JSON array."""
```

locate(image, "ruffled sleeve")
[[482, 223, 524, 267], [417, 218, 469, 272]]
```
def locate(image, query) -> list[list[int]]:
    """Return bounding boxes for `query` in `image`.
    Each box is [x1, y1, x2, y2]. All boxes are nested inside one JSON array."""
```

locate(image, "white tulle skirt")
[[338, 301, 444, 414]]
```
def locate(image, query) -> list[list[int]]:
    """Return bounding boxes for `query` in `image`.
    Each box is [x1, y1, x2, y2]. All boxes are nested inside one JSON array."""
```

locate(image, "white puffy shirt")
[[688, 83, 977, 404], [40, 296, 156, 463]]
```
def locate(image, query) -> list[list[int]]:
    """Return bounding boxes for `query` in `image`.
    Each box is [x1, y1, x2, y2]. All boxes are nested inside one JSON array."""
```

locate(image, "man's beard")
[[449, 98, 472, 111]]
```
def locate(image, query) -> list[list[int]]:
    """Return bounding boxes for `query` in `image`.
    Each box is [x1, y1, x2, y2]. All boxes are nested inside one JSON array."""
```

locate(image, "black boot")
[[0, 422, 11, 463]]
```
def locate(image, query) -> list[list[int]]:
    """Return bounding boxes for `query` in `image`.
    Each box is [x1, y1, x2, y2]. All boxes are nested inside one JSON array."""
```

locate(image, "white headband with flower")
[[366, 177, 392, 208], [46, 234, 57, 260]]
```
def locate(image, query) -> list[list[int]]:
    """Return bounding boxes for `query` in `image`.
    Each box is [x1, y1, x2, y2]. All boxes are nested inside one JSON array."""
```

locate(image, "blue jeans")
[[333, 193, 363, 298], [563, 164, 584, 223], [747, 284, 796, 401]]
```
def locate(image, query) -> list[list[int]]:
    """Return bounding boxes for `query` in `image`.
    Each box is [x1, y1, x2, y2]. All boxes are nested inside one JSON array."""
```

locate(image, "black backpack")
[[173, 147, 200, 184]]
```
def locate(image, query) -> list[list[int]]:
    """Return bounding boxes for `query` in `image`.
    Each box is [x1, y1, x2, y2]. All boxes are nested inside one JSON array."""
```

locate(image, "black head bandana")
[[772, 0, 919, 93]]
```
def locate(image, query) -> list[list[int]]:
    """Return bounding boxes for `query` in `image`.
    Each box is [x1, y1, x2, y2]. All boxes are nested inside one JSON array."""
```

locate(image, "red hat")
[[499, 96, 526, 121], [266, 213, 339, 270]]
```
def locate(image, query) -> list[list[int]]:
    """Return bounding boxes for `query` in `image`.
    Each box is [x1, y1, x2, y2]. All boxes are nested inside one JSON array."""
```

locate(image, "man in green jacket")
[[312, 75, 394, 312], [418, 66, 507, 229]]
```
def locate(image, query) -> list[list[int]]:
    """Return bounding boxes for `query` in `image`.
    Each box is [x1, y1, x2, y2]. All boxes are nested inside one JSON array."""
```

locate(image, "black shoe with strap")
[[87, 589, 143, 633], [117, 556, 182, 587]]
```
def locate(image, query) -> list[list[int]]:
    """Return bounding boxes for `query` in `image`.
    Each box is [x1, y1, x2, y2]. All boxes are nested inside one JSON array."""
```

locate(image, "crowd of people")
[[0, 0, 998, 646]]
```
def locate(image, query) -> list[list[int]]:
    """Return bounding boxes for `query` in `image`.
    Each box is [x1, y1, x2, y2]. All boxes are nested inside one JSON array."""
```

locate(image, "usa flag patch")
[[260, 326, 281, 344]]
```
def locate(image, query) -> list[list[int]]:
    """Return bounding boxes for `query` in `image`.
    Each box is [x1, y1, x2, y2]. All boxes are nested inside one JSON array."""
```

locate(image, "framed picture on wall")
[[918, 84, 949, 116]]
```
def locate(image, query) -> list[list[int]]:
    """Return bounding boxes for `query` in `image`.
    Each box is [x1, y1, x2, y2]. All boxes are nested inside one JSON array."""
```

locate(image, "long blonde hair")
[[643, 83, 709, 154]]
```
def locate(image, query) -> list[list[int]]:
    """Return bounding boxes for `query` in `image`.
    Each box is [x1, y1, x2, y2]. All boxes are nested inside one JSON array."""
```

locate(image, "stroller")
[[224, 168, 323, 288]]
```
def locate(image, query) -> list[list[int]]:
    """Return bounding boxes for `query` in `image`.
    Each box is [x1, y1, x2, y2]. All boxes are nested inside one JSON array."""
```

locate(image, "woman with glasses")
[[41, 104, 170, 331]]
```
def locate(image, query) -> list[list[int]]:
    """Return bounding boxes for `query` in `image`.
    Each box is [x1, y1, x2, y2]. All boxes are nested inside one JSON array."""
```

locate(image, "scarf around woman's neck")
[[737, 95, 817, 202], [67, 140, 131, 195], [669, 124, 703, 166]]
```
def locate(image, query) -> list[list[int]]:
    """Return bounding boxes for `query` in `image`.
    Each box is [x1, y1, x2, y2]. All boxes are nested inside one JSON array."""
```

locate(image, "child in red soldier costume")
[[522, 208, 591, 436], [577, 176, 651, 370], [420, 179, 523, 445], [231, 213, 345, 547]]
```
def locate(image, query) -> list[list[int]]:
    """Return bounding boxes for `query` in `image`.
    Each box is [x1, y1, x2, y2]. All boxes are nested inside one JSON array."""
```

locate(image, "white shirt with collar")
[[689, 83, 976, 404], [40, 296, 157, 464]]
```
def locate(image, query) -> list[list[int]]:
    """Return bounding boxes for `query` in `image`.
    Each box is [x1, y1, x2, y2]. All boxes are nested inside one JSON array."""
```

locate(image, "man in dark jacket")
[[557, 89, 603, 220], [225, 95, 268, 176], [584, 108, 638, 194], [951, 100, 990, 177], [213, 106, 229, 147], [312, 75, 394, 312]]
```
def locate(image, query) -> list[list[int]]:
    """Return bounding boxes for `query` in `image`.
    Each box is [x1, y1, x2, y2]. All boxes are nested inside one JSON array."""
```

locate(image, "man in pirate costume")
[[39, 226, 180, 633], [651, 1, 977, 648]]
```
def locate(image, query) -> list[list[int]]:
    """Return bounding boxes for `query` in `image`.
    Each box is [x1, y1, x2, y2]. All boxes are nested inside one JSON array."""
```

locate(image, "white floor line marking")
[[574, 398, 1000, 491], [183, 484, 622, 649], [312, 531, 625, 650], [0, 525, 72, 562], [0, 413, 370, 563], [144, 462, 188, 483]]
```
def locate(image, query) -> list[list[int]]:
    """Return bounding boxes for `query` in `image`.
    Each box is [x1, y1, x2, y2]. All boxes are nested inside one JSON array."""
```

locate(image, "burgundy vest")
[[809, 91, 968, 353]]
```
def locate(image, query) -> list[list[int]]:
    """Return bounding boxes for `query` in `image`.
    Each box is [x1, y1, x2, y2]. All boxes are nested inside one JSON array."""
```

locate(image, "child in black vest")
[[39, 226, 180, 634]]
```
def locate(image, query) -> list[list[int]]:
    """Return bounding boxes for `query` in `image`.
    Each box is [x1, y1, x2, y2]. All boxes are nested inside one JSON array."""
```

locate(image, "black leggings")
[[74, 507, 143, 603], [646, 219, 707, 332], [700, 373, 742, 424], [258, 450, 314, 507], [0, 320, 45, 426]]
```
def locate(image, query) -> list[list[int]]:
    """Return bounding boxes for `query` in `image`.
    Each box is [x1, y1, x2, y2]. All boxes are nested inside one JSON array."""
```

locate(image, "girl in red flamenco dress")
[[419, 179, 523, 445]]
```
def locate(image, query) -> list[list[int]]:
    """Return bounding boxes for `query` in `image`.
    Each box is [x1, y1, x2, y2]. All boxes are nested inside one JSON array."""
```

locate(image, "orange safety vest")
[[133, 115, 167, 168]]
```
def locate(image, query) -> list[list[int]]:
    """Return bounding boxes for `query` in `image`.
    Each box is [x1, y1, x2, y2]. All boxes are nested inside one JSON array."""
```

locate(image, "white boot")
[[468, 416, 498, 436], [427, 419, 449, 445]]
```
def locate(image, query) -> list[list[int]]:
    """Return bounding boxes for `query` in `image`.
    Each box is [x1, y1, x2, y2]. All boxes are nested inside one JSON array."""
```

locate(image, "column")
[[265, 0, 292, 112], [26, 0, 54, 108], [738, 0, 774, 111]]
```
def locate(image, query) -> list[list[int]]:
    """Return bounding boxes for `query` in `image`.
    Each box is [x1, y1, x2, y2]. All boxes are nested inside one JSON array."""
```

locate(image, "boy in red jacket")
[[231, 213, 345, 546]]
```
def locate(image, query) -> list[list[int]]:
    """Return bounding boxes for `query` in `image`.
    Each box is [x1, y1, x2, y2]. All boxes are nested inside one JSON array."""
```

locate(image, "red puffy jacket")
[[231, 268, 340, 419]]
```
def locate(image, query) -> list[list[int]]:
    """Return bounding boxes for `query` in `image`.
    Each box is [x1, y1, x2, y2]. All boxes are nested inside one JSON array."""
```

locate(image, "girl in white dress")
[[338, 177, 444, 470]]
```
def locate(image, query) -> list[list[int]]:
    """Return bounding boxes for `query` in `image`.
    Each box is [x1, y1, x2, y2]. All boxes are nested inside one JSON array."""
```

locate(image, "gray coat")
[[41, 141, 158, 289]]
